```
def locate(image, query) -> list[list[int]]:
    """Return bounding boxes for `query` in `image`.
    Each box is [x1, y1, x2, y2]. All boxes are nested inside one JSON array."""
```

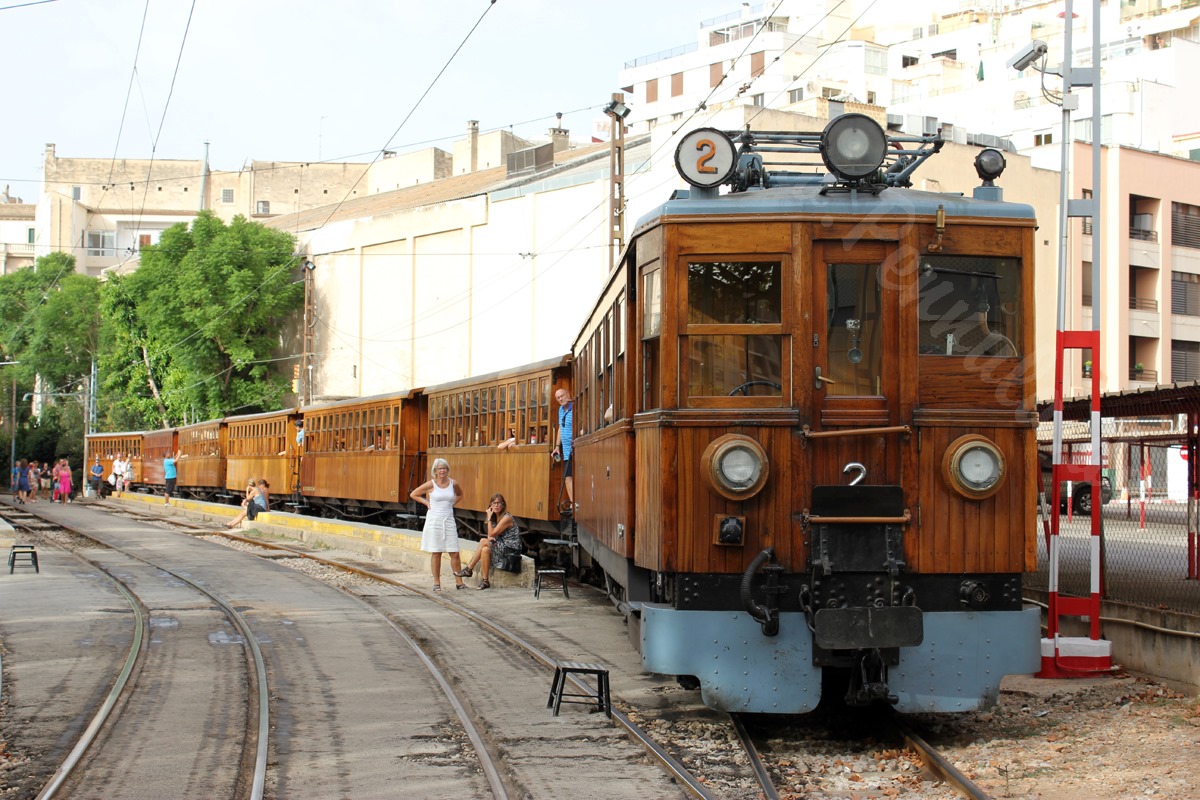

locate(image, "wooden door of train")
[[808, 239, 905, 490]]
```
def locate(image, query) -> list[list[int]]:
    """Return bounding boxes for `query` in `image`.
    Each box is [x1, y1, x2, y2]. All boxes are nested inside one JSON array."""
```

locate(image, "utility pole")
[[302, 260, 316, 405], [605, 93, 631, 273]]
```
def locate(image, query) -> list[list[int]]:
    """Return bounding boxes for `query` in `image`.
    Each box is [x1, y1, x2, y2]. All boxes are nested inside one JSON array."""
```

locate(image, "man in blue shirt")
[[163, 450, 181, 505], [553, 388, 574, 511]]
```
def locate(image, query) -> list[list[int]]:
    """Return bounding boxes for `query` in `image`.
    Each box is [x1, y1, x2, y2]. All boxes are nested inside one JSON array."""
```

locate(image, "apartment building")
[[0, 187, 35, 274], [36, 144, 370, 276]]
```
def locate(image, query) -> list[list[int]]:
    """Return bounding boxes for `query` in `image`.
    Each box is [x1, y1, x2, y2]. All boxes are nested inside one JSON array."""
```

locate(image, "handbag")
[[498, 551, 522, 573]]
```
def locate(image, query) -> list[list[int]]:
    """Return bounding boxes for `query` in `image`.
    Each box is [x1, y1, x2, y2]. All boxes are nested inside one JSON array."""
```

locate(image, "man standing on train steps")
[[553, 388, 574, 512]]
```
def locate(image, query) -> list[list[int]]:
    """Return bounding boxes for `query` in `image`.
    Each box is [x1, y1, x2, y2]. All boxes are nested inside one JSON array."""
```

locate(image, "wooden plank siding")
[[574, 420, 634, 556], [85, 434, 144, 486], [425, 360, 570, 525], [425, 446, 561, 525], [227, 411, 296, 501], [139, 429, 176, 488], [178, 420, 226, 493]]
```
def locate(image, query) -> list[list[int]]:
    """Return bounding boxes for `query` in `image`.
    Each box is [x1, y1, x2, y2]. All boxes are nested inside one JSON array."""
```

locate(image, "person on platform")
[[163, 451, 183, 505], [56, 459, 72, 504], [111, 454, 127, 498], [225, 479, 261, 529], [456, 493, 521, 590], [90, 457, 104, 499], [410, 458, 466, 592]]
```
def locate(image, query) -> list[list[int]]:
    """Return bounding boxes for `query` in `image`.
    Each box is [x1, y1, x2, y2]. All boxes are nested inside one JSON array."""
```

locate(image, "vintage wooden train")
[[88, 114, 1042, 714]]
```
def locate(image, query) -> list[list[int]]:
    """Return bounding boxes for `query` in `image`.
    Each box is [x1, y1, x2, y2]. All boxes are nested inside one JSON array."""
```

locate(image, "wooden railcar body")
[[176, 420, 226, 498], [570, 127, 1042, 713], [85, 432, 145, 487], [297, 391, 419, 517], [424, 356, 571, 532], [225, 409, 296, 507], [138, 429, 178, 491]]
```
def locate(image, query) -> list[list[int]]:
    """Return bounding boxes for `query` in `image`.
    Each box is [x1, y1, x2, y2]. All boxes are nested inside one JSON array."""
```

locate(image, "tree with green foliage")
[[0, 251, 101, 480], [98, 211, 303, 428]]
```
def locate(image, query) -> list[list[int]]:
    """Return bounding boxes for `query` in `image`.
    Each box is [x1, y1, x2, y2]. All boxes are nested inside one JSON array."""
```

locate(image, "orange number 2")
[[695, 139, 717, 174]]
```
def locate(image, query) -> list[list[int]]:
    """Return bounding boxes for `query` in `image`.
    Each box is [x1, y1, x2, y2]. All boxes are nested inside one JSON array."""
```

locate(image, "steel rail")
[[197, 526, 718, 799], [32, 544, 146, 799], [7, 508, 270, 800], [355, 595, 509, 799], [897, 722, 992, 800], [729, 713, 780, 800]]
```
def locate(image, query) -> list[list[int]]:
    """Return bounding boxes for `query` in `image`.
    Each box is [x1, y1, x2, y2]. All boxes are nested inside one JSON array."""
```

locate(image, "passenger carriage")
[[225, 409, 296, 508], [423, 357, 571, 535]]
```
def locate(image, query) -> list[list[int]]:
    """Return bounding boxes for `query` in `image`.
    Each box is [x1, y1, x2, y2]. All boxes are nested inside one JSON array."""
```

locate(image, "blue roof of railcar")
[[633, 184, 1035, 235]]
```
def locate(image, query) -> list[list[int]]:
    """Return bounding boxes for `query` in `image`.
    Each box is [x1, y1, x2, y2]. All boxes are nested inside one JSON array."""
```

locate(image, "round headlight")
[[941, 435, 1006, 500], [701, 434, 769, 501], [821, 113, 888, 181]]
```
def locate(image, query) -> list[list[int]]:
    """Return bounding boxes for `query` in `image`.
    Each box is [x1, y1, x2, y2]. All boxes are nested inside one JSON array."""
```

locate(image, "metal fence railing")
[[1028, 439, 1200, 615]]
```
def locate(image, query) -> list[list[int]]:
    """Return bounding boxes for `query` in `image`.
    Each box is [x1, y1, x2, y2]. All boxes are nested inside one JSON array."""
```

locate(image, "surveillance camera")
[[1006, 40, 1048, 72]]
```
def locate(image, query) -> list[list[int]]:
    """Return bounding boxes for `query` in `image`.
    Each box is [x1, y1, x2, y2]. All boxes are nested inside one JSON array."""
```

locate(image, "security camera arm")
[[1007, 39, 1048, 72]]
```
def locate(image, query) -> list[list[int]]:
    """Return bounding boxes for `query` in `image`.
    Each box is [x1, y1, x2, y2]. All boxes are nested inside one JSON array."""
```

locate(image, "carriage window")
[[687, 261, 781, 324], [686, 260, 783, 398], [826, 263, 882, 396], [918, 256, 1021, 357]]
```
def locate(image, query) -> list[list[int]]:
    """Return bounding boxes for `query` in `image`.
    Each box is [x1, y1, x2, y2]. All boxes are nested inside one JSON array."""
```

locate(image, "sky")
[[2, 0, 754, 202]]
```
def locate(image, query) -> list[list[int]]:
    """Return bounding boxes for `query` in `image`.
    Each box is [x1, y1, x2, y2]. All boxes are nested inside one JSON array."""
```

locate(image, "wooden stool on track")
[[547, 660, 610, 717]]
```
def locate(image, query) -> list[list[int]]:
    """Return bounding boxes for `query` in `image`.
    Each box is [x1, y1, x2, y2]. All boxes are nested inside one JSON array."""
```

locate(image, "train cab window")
[[685, 260, 783, 399], [918, 256, 1021, 357], [826, 263, 882, 396], [642, 269, 662, 409]]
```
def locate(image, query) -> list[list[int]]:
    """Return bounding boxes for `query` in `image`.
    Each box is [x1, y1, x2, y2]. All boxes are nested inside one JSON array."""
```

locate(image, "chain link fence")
[[1028, 427, 1200, 615]]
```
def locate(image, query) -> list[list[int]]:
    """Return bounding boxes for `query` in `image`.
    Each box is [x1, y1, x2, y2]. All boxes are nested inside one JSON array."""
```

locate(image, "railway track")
[[5, 500, 998, 798], [1, 506, 268, 800], [134, 506, 991, 800]]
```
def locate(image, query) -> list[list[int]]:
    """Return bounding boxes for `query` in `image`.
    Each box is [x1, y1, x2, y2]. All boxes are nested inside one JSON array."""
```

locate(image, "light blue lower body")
[[640, 604, 1041, 713]]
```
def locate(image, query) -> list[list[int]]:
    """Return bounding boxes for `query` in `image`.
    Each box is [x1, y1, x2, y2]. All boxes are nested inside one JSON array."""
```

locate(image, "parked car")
[[1038, 450, 1114, 514]]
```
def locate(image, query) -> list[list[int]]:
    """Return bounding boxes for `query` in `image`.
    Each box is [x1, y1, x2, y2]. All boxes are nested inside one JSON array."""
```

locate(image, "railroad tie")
[[8, 545, 39, 575], [547, 660, 610, 718]]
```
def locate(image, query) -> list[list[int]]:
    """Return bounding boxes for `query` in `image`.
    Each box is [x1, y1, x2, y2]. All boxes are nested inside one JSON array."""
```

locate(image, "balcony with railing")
[[1129, 297, 1158, 311], [1129, 227, 1160, 269], [1129, 367, 1158, 383]]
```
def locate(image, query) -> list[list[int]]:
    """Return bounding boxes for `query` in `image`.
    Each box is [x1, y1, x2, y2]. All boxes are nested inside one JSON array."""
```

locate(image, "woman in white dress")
[[410, 458, 467, 591]]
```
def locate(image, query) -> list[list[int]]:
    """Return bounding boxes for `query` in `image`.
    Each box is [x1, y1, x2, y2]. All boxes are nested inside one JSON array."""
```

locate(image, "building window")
[[710, 62, 723, 88], [1034, 131, 1054, 146], [1172, 340, 1200, 381], [139, 234, 152, 249], [751, 94, 765, 107], [865, 46, 888, 75], [671, 72, 683, 97], [27, 228, 35, 244], [789, 88, 804, 103], [86, 231, 115, 257], [867, 90, 877, 104], [1172, 202, 1200, 248], [751, 51, 765, 78], [222, 188, 234, 203], [646, 78, 658, 103], [256, 200, 270, 214], [1081, 261, 1092, 307], [1172, 271, 1200, 316], [72, 186, 81, 201], [902, 55, 919, 68]]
